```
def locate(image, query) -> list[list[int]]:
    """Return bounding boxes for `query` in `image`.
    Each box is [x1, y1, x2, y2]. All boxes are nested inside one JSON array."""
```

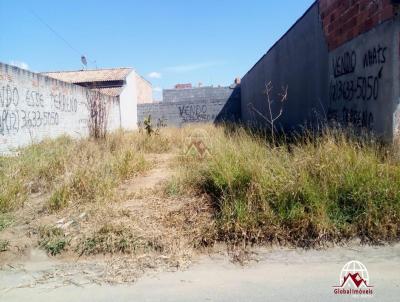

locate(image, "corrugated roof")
[[42, 68, 133, 84]]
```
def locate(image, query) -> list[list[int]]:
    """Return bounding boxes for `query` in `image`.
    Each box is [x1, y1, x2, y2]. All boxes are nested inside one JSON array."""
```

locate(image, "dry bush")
[[86, 90, 109, 139], [76, 222, 164, 255], [170, 125, 400, 247]]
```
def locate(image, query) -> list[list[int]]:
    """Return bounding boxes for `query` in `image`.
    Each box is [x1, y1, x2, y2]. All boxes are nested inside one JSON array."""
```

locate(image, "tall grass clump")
[[0, 132, 152, 213], [177, 126, 400, 247]]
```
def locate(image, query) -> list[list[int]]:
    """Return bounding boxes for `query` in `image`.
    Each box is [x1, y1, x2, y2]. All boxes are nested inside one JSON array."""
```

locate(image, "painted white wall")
[[136, 74, 153, 104], [107, 97, 122, 132], [119, 70, 138, 130], [0, 63, 120, 154]]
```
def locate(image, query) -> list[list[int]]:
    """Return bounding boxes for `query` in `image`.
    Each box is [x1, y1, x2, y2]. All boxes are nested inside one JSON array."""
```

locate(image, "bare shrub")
[[86, 89, 109, 139], [249, 81, 288, 144], [139, 115, 167, 137]]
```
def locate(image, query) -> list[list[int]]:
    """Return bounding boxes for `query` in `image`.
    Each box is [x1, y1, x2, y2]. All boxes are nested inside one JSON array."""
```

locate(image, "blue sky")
[[0, 0, 314, 100]]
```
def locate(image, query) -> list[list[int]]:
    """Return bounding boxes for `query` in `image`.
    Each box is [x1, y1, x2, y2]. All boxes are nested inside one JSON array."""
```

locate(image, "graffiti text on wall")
[[328, 44, 387, 130], [51, 92, 77, 112], [330, 44, 386, 103], [178, 104, 215, 123], [0, 83, 78, 136]]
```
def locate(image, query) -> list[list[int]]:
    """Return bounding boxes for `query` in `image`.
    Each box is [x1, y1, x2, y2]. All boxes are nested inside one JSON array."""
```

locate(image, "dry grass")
[[0, 127, 215, 280], [0, 127, 213, 262], [3, 123, 399, 264], [72, 193, 213, 256], [0, 130, 189, 213], [169, 125, 400, 247]]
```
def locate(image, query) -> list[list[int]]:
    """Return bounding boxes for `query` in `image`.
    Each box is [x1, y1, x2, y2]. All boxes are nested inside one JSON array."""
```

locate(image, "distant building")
[[42, 68, 153, 130], [163, 78, 241, 103], [138, 78, 241, 127], [174, 83, 192, 89]]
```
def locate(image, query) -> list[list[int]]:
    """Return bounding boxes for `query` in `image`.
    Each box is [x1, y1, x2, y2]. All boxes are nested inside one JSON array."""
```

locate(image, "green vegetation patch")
[[174, 126, 400, 247], [0, 239, 9, 252], [38, 225, 68, 256]]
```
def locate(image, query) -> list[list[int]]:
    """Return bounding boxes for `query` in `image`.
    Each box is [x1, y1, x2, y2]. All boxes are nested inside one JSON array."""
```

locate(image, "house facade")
[[43, 68, 153, 130]]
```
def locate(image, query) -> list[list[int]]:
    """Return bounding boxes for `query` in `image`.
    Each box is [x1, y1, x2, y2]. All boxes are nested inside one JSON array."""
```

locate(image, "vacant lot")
[[171, 126, 400, 247], [1, 125, 399, 281]]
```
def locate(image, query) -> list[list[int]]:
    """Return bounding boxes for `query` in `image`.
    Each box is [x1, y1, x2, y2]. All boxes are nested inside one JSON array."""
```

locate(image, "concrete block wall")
[[0, 63, 120, 154], [163, 86, 238, 103], [241, 3, 329, 133], [138, 87, 240, 127], [241, 0, 400, 141]]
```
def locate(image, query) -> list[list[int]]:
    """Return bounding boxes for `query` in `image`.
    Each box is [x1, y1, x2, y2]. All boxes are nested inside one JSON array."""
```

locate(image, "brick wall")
[[319, 0, 396, 50]]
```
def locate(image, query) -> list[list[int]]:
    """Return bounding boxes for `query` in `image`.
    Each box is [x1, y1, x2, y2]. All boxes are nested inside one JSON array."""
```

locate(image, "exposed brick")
[[380, 4, 394, 20], [319, 0, 395, 50], [344, 16, 358, 28]]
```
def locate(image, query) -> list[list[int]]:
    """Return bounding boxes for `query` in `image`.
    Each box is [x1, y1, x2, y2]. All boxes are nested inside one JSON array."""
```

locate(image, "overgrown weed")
[[170, 125, 400, 247]]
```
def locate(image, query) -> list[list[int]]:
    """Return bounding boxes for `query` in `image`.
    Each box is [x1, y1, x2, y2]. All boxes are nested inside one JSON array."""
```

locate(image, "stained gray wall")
[[163, 86, 238, 103], [328, 19, 400, 141], [138, 87, 240, 127], [241, 3, 329, 133], [241, 2, 400, 141]]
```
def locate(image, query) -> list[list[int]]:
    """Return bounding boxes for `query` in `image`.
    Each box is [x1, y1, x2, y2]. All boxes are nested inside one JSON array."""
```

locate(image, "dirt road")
[[1, 244, 399, 302]]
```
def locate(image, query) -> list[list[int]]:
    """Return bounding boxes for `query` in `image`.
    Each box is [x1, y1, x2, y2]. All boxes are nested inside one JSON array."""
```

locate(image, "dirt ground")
[[1, 243, 399, 301], [0, 152, 213, 283], [1, 151, 399, 301]]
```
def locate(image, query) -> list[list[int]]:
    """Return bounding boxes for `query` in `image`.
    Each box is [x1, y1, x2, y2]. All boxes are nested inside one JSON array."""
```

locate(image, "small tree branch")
[[249, 81, 288, 145]]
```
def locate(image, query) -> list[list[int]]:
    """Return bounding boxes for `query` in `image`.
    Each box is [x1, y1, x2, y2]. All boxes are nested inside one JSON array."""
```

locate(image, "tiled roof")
[[42, 68, 133, 84]]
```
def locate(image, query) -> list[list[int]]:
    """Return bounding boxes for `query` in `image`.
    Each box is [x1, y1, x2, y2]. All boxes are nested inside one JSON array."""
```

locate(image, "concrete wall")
[[0, 63, 120, 154], [163, 86, 238, 103], [119, 71, 138, 130], [241, 3, 329, 132], [328, 19, 399, 140], [241, 1, 400, 141], [136, 74, 153, 104], [138, 87, 240, 127]]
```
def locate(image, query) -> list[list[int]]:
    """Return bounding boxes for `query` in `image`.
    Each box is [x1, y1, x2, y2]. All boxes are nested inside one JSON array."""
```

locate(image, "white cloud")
[[153, 86, 162, 92], [9, 60, 29, 70], [165, 61, 224, 73], [148, 71, 162, 79]]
